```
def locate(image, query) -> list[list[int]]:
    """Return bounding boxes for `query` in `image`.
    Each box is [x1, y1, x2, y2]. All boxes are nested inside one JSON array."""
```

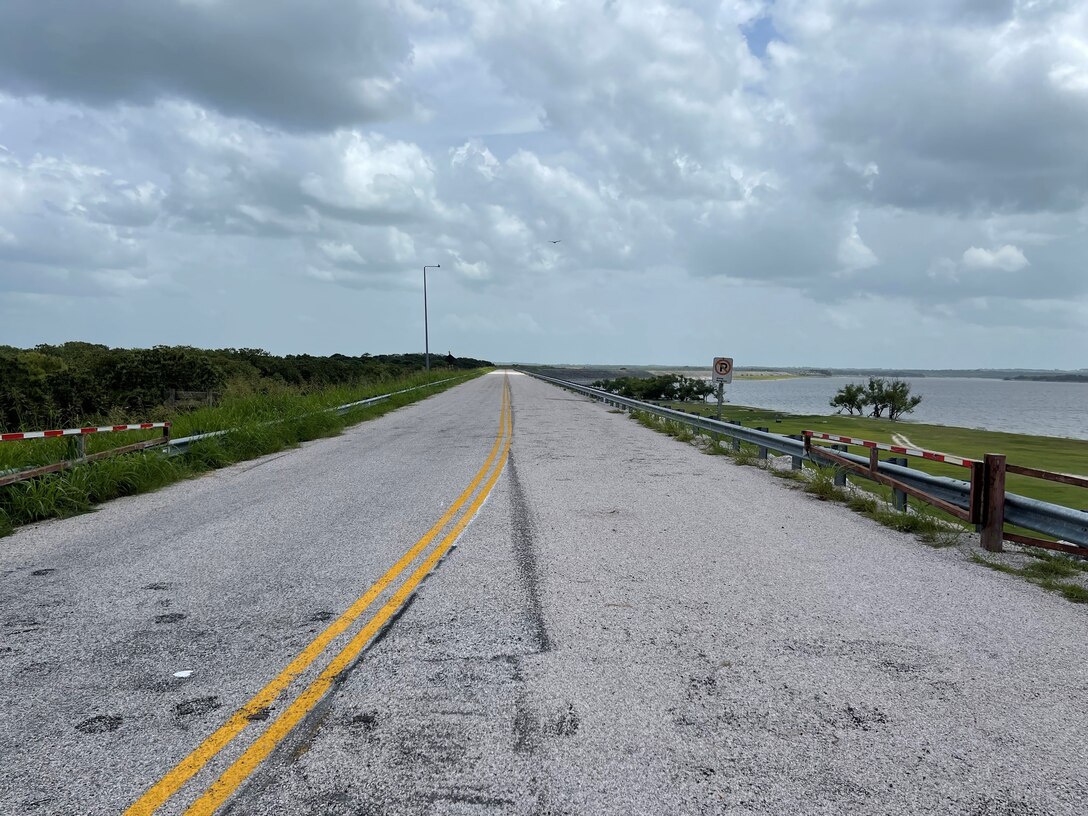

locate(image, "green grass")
[[0, 370, 485, 537], [630, 394, 1088, 601], [661, 401, 1088, 513], [972, 551, 1088, 603], [633, 401, 966, 545], [802, 464, 847, 501]]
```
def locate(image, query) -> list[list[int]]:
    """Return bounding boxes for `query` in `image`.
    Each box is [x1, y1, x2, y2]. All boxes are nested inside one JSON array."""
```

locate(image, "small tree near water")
[[830, 383, 867, 415], [864, 377, 922, 421], [831, 378, 922, 420]]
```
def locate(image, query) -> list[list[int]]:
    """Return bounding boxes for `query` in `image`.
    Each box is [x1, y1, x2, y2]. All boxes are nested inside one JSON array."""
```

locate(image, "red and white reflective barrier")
[[802, 430, 978, 468], [1, 422, 169, 442]]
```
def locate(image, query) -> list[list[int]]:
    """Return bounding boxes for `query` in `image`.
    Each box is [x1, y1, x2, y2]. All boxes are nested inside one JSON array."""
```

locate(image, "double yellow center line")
[[126, 374, 513, 815]]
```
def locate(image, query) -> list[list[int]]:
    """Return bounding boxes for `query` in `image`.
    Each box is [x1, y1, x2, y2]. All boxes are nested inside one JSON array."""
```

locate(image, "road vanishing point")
[[1, 371, 1085, 815]]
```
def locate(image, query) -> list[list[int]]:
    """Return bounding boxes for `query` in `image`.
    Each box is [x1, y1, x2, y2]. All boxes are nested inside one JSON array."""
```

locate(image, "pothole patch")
[[553, 702, 580, 736], [174, 696, 221, 718], [76, 715, 122, 734]]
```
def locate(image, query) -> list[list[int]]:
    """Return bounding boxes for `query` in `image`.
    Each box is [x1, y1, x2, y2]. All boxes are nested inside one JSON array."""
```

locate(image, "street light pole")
[[423, 264, 440, 370]]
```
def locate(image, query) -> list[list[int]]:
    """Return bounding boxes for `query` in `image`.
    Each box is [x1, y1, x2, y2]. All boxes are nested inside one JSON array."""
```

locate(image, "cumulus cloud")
[[836, 213, 879, 273], [962, 245, 1030, 272], [0, 0, 413, 130], [0, 0, 1085, 365], [0, 150, 154, 294]]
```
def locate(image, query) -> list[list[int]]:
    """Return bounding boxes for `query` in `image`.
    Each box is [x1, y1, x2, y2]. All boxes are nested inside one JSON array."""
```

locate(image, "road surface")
[[1, 371, 1085, 814]]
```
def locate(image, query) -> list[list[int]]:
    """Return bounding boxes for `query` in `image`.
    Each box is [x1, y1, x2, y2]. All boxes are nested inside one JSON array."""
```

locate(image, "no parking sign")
[[713, 357, 733, 383]]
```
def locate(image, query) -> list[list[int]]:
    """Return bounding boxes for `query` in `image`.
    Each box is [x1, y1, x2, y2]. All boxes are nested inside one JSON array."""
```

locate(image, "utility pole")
[[423, 264, 440, 370]]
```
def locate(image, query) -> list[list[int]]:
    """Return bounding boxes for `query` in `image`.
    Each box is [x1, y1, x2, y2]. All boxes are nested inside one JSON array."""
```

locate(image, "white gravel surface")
[[2, 371, 1086, 815]]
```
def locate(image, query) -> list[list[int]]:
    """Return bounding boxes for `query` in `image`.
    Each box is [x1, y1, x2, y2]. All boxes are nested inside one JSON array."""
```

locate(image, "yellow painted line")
[[125, 378, 509, 816], [185, 377, 513, 814]]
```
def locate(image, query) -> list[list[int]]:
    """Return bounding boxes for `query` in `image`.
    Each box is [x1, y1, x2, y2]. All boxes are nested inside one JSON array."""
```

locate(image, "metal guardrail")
[[1, 376, 468, 473], [521, 370, 1088, 551]]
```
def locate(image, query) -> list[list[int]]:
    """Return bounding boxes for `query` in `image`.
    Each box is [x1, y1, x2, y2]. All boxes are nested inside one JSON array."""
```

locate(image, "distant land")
[[1005, 373, 1088, 383], [513, 364, 1088, 384]]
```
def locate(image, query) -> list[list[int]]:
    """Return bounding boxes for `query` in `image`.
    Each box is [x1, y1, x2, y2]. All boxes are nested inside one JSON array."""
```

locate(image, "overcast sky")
[[1, 0, 1086, 368]]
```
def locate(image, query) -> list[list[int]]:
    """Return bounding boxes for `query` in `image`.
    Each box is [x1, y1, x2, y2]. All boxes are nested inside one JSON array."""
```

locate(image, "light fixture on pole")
[[423, 264, 440, 370]]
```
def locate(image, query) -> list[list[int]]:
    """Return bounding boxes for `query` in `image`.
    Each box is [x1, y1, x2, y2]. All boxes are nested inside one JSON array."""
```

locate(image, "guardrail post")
[[74, 435, 86, 461], [832, 445, 847, 486], [729, 420, 742, 452], [788, 435, 803, 470], [887, 457, 908, 511], [981, 453, 1007, 553], [757, 427, 769, 460]]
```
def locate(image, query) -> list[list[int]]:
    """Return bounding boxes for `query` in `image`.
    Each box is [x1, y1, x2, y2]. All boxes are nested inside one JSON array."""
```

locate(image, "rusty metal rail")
[[0, 376, 468, 485], [0, 423, 172, 488], [802, 435, 982, 524], [522, 370, 1088, 553], [995, 460, 1088, 555]]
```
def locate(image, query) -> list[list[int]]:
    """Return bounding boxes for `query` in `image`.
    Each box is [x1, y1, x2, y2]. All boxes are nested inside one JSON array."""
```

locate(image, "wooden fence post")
[[981, 453, 1007, 553]]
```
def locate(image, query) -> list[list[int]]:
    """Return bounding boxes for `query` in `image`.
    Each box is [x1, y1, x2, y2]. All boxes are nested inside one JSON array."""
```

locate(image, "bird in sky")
[[549, 239, 561, 243]]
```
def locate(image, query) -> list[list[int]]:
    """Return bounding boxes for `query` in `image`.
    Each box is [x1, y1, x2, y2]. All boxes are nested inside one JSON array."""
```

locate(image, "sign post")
[[712, 357, 733, 422]]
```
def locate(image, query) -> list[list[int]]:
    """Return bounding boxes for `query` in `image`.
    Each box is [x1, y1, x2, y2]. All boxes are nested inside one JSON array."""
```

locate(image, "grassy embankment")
[[0, 369, 486, 537], [661, 401, 1087, 511], [623, 400, 1088, 603]]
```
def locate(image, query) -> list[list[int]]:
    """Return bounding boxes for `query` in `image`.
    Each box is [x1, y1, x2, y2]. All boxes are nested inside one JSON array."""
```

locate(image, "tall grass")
[[0, 369, 482, 537]]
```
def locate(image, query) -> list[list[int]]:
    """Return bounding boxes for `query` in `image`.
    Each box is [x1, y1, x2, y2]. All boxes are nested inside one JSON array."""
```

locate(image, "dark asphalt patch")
[[246, 706, 272, 722], [144, 582, 171, 590], [506, 448, 552, 654], [418, 789, 516, 807], [351, 711, 378, 730], [76, 715, 123, 734], [843, 704, 888, 730], [363, 594, 417, 656], [5, 616, 40, 634], [553, 702, 580, 736], [308, 610, 335, 622], [30, 568, 56, 576], [174, 696, 221, 718], [154, 612, 187, 624]]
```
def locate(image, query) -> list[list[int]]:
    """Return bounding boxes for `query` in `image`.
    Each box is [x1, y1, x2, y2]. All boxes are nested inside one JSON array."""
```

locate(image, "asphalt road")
[[1, 371, 1086, 815]]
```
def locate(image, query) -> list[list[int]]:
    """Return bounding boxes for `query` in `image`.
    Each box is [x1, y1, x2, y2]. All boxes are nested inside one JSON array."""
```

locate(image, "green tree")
[[864, 377, 921, 420], [829, 382, 868, 415], [593, 374, 712, 402], [884, 379, 923, 421]]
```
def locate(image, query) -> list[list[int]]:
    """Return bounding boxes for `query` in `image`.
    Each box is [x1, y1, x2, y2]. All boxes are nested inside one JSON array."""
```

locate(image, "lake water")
[[720, 376, 1088, 441]]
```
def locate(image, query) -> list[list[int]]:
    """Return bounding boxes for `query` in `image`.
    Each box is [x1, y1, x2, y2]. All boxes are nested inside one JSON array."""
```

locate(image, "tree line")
[[590, 371, 924, 422], [0, 342, 491, 429], [591, 374, 715, 402]]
